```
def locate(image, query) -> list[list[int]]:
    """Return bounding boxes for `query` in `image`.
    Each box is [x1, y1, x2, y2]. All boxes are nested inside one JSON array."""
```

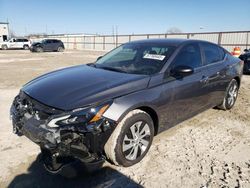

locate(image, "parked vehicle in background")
[[10, 39, 243, 175], [0, 38, 31, 50], [30, 39, 65, 52], [243, 48, 250, 53], [239, 50, 250, 74]]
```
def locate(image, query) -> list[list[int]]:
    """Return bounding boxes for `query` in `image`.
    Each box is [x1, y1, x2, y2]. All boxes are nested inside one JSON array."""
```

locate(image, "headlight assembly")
[[47, 103, 111, 128]]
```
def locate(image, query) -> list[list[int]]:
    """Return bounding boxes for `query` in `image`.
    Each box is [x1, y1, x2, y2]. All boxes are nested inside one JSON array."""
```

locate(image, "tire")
[[36, 47, 43, 52], [23, 45, 29, 50], [217, 79, 239, 110], [57, 46, 64, 52], [2, 45, 7, 50], [104, 109, 154, 167]]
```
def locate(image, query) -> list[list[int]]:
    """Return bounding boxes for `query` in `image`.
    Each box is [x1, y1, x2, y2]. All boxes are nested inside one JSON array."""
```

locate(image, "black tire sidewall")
[[2, 45, 7, 50], [36, 47, 43, 52], [114, 112, 154, 167], [58, 46, 64, 52], [225, 79, 238, 110], [23, 45, 29, 50]]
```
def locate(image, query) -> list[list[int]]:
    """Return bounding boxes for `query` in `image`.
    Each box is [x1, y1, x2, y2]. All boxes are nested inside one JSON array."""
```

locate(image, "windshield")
[[95, 43, 176, 75], [41, 39, 47, 43]]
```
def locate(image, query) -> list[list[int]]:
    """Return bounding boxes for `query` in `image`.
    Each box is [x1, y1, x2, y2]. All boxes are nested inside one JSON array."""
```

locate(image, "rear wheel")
[[57, 46, 64, 52], [23, 45, 29, 50], [104, 109, 154, 167], [2, 45, 7, 50], [217, 79, 239, 110]]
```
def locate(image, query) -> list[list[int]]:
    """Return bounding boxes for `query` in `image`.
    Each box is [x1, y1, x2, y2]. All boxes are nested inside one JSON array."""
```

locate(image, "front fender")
[[103, 88, 160, 124]]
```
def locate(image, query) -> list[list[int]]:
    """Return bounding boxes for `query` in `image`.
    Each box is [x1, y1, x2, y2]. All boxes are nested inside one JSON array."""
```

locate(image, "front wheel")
[[36, 47, 43, 52], [2, 45, 7, 50], [104, 109, 154, 167], [217, 79, 239, 110]]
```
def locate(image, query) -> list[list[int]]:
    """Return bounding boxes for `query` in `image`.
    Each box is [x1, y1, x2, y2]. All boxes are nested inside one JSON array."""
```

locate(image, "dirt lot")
[[0, 50, 250, 188]]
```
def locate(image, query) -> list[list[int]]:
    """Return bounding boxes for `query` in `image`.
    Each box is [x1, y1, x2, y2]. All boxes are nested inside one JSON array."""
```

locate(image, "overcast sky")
[[0, 0, 249, 36]]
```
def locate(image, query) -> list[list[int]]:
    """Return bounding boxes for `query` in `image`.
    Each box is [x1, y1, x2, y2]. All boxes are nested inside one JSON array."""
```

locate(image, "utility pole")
[[115, 25, 118, 36], [115, 25, 118, 47], [112, 25, 115, 45]]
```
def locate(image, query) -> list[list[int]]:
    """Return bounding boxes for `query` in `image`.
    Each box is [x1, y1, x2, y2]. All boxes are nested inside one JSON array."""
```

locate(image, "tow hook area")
[[40, 148, 105, 177], [10, 91, 117, 174]]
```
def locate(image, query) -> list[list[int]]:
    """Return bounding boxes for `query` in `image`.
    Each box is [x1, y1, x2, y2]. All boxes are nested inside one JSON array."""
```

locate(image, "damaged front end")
[[10, 91, 116, 173]]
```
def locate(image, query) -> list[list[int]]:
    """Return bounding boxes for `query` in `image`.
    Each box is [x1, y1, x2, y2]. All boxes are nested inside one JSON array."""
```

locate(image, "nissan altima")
[[10, 39, 243, 173]]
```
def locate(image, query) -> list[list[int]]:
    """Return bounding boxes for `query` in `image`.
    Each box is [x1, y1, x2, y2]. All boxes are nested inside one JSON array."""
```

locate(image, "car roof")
[[12, 37, 29, 39], [44, 39, 61, 41], [127, 38, 214, 47]]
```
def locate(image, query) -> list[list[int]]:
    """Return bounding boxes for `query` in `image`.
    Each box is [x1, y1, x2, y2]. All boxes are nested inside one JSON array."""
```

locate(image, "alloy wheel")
[[122, 121, 151, 161], [227, 82, 238, 107]]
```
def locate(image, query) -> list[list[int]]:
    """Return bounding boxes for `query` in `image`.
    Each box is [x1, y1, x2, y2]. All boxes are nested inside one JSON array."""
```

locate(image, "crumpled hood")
[[22, 65, 150, 110]]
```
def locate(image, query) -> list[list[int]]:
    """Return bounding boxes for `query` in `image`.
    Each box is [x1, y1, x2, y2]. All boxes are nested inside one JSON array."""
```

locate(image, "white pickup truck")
[[0, 38, 32, 50]]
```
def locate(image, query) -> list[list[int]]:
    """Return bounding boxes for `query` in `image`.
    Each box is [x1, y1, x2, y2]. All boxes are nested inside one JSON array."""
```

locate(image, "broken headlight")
[[47, 102, 111, 128]]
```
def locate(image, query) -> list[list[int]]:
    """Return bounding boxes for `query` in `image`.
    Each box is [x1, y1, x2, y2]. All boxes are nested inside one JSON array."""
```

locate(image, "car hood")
[[22, 65, 150, 110], [31, 42, 42, 46]]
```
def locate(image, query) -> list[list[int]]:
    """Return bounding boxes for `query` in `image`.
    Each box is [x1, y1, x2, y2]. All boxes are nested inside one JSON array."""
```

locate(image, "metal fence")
[[30, 31, 250, 52]]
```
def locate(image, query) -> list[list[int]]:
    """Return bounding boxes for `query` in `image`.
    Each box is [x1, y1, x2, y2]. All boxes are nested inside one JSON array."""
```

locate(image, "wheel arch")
[[136, 106, 159, 135], [234, 76, 241, 88], [110, 104, 160, 136]]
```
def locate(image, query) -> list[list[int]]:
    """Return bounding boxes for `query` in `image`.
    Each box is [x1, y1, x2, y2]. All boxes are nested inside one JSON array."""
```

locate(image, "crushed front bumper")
[[10, 91, 116, 172]]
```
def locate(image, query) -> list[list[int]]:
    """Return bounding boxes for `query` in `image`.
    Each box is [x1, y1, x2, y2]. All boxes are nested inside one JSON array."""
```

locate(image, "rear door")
[[159, 43, 210, 129], [43, 40, 53, 51], [52, 40, 60, 51], [16, 39, 24, 48], [199, 42, 228, 106]]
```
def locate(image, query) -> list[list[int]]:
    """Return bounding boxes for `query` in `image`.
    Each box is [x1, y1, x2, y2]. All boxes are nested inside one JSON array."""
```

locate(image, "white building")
[[0, 22, 9, 42]]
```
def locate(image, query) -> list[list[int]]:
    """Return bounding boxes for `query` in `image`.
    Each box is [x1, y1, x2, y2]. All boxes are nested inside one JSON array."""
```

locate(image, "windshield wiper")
[[86, 63, 97, 68], [98, 66, 127, 73]]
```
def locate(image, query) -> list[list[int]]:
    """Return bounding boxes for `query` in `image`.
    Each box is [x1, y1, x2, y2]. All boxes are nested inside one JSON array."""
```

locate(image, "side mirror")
[[96, 56, 102, 61], [171, 65, 194, 77]]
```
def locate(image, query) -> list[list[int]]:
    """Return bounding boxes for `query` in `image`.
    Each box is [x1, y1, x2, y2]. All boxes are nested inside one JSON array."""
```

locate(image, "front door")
[[158, 43, 209, 131]]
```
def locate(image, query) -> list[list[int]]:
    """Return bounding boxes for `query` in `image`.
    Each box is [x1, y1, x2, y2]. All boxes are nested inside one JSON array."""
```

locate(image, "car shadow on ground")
[[7, 155, 142, 188]]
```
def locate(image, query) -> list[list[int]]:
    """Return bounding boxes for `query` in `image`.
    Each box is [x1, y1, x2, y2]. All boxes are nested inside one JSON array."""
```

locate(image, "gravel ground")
[[0, 50, 249, 188]]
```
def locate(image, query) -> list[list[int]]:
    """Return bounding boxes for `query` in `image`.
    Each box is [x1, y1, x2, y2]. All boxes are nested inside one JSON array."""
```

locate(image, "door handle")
[[200, 76, 209, 84]]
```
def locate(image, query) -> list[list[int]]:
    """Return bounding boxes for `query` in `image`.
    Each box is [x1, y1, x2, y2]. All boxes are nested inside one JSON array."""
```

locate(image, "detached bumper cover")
[[10, 91, 116, 170]]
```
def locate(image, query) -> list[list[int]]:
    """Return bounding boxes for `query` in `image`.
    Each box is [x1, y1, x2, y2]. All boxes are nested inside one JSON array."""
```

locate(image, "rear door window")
[[201, 43, 222, 65], [16, 39, 23, 42]]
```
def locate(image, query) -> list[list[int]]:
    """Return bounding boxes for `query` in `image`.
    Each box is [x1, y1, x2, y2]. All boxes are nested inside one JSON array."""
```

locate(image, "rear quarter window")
[[218, 47, 225, 60], [201, 43, 222, 65]]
